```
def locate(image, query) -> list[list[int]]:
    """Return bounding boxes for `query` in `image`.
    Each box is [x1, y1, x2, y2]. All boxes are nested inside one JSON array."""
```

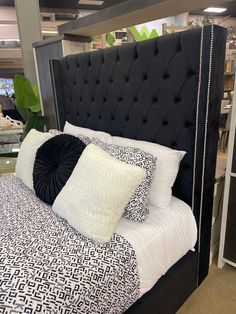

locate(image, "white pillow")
[[53, 144, 145, 243], [63, 121, 112, 143], [112, 136, 186, 209], [15, 129, 53, 190]]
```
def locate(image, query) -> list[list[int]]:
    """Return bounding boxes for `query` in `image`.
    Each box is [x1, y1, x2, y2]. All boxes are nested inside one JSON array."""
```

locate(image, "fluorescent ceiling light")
[[0, 38, 20, 41], [42, 30, 58, 34], [203, 7, 227, 13], [79, 0, 104, 5], [12, 148, 20, 152]]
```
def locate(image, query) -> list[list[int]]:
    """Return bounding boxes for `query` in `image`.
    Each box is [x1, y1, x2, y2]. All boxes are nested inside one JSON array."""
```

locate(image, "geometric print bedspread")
[[0, 175, 139, 313]]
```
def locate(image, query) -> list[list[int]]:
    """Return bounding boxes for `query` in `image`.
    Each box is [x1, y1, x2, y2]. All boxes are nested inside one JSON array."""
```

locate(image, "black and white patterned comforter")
[[0, 176, 139, 313]]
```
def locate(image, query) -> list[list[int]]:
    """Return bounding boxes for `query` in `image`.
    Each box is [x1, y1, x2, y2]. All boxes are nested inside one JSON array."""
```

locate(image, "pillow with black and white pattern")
[[92, 139, 157, 222], [49, 129, 91, 145]]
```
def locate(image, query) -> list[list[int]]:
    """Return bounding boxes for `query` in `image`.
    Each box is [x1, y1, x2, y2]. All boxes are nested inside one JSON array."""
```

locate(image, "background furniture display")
[[0, 157, 17, 175], [218, 73, 236, 268], [224, 50, 236, 103], [33, 34, 92, 129], [51, 25, 226, 313]]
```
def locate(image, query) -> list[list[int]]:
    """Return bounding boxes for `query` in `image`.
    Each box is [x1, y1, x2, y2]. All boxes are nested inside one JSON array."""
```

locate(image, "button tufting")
[[176, 44, 182, 52], [183, 164, 191, 169], [162, 120, 168, 126], [110, 78, 113, 83], [76, 112, 79, 116], [77, 62, 79, 67], [70, 97, 72, 101], [85, 80, 88, 84], [118, 97, 123, 102], [174, 96, 181, 102], [134, 97, 138, 102], [111, 116, 115, 121], [153, 97, 158, 102], [185, 121, 193, 127], [99, 115, 102, 119], [154, 47, 159, 55], [73, 81, 76, 85], [91, 97, 95, 102], [104, 97, 107, 102], [80, 97, 82, 101], [125, 76, 130, 82], [143, 118, 148, 124], [96, 80, 100, 85], [126, 116, 129, 121], [87, 113, 90, 118], [163, 73, 170, 79], [143, 74, 148, 81], [188, 69, 196, 77]]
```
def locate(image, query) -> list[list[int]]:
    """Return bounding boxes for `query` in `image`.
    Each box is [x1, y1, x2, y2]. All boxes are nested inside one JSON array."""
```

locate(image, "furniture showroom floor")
[[177, 258, 236, 314]]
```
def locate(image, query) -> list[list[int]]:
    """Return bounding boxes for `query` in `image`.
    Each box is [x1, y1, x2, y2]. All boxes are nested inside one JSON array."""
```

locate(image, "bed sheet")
[[0, 175, 139, 314], [116, 197, 197, 297]]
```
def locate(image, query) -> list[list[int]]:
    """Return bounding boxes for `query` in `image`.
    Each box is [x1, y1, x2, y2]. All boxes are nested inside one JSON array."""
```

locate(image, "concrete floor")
[[177, 260, 236, 314]]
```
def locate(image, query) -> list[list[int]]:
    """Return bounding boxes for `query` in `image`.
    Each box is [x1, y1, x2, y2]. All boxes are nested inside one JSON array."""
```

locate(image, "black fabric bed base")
[[125, 251, 198, 314]]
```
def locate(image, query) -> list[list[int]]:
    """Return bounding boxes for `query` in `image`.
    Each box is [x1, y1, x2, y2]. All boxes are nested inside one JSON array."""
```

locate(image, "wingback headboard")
[[50, 25, 226, 284]]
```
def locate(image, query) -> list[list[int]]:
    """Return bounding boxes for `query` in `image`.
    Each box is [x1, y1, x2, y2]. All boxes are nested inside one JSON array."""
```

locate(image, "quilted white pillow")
[[63, 121, 112, 143], [112, 136, 186, 209], [15, 129, 53, 190], [53, 144, 145, 243]]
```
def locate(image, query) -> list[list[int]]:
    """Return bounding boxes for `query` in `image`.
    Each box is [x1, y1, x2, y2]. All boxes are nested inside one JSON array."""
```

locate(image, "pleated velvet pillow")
[[33, 134, 86, 205]]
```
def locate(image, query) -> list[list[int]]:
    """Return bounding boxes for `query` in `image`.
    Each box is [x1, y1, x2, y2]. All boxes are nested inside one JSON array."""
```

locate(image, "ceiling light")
[[79, 0, 104, 5], [0, 38, 20, 41], [42, 30, 58, 34], [203, 7, 227, 13]]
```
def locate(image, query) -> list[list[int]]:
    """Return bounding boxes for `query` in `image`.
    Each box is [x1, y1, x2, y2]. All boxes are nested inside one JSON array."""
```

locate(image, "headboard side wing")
[[193, 25, 226, 284]]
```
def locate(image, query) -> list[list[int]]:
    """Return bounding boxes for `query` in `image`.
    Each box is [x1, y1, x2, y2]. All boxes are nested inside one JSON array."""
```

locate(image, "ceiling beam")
[[58, 0, 234, 36]]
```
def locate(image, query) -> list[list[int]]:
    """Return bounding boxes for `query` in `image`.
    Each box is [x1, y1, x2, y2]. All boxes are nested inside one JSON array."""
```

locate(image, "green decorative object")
[[129, 26, 143, 41], [13, 74, 46, 136], [106, 32, 115, 46], [129, 26, 159, 41], [149, 29, 159, 39]]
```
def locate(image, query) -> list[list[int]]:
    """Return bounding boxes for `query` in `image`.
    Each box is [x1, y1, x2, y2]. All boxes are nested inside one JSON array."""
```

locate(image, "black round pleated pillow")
[[33, 134, 86, 205]]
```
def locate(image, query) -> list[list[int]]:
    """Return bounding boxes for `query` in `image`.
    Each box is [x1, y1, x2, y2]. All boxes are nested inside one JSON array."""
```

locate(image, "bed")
[[0, 25, 226, 313]]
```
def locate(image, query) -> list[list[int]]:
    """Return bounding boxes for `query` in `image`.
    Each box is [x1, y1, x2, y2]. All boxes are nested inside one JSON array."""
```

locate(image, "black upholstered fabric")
[[33, 134, 86, 205], [51, 25, 226, 287], [52, 28, 204, 207]]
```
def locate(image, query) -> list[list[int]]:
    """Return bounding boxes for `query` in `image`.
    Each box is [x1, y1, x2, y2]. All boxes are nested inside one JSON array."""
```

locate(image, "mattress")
[[116, 196, 197, 297]]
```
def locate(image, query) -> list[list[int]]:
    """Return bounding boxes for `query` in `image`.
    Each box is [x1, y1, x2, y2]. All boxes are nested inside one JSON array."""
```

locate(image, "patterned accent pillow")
[[49, 129, 91, 145], [92, 139, 157, 222]]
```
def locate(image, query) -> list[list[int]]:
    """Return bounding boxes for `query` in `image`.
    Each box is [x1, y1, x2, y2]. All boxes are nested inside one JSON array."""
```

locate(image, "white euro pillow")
[[112, 136, 186, 209], [53, 143, 145, 243], [63, 121, 112, 143], [15, 129, 53, 190]]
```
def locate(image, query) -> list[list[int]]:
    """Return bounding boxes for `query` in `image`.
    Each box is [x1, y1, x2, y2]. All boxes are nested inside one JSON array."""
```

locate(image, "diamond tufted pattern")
[[52, 29, 203, 206]]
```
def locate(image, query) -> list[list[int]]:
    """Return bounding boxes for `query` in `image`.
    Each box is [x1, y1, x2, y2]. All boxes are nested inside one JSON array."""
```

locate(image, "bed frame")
[[50, 25, 226, 314]]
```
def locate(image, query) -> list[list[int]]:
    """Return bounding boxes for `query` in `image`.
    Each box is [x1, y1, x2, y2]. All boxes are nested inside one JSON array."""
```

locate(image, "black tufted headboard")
[[51, 25, 226, 284]]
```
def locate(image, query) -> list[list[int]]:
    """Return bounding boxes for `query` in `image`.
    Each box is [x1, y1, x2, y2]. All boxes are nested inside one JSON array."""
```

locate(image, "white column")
[[15, 0, 42, 84]]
